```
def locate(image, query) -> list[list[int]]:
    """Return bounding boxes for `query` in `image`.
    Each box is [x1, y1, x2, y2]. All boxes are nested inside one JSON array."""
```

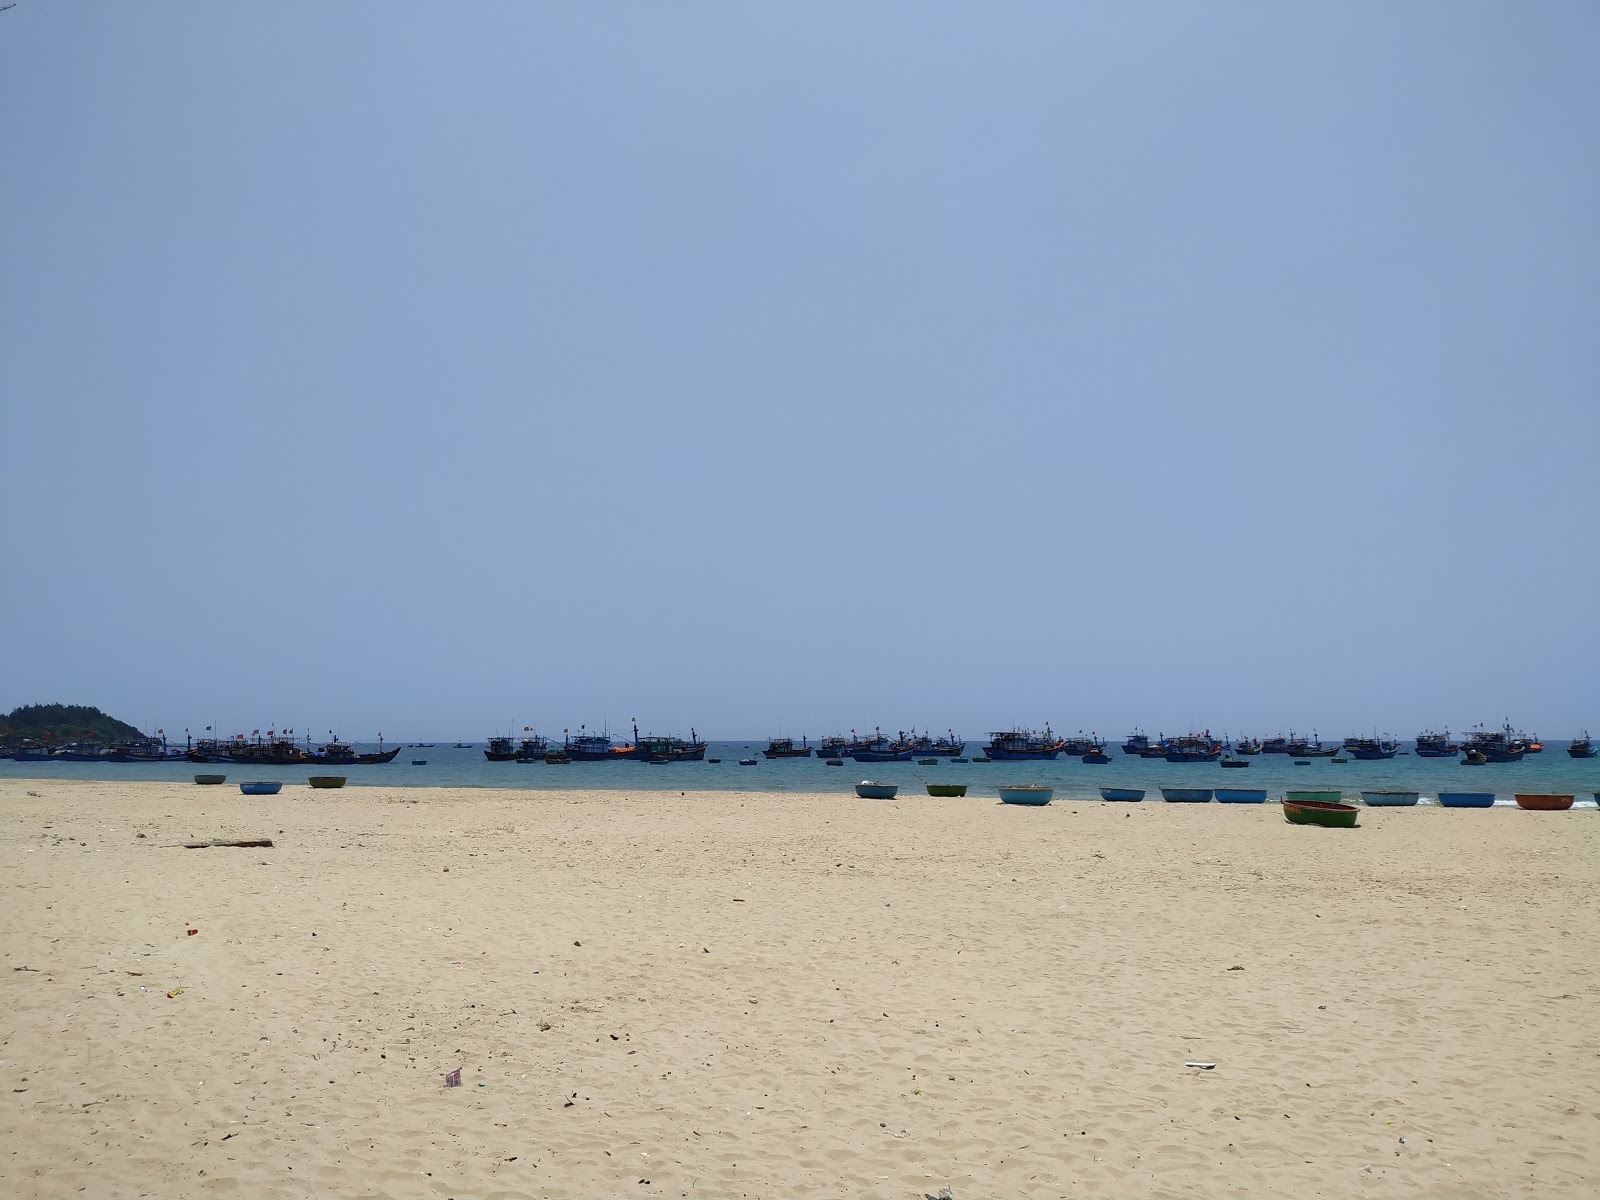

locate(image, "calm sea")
[[3, 740, 1597, 803]]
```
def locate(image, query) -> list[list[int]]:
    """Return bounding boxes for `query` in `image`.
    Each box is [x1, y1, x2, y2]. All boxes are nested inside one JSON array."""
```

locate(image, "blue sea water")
[[3, 741, 1598, 804]]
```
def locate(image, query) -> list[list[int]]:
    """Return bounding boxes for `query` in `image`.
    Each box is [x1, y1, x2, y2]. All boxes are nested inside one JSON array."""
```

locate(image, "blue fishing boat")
[[1231, 737, 1263, 755], [1413, 729, 1459, 758], [1343, 736, 1400, 760], [563, 722, 647, 762], [1260, 736, 1289, 755], [1567, 732, 1596, 759], [1120, 730, 1151, 755], [1160, 787, 1213, 802], [1099, 787, 1145, 801], [997, 784, 1053, 805], [1284, 733, 1338, 758], [1461, 723, 1527, 763], [1081, 751, 1111, 764], [853, 746, 914, 762], [1438, 792, 1495, 808], [239, 781, 282, 795], [855, 781, 899, 799], [1164, 734, 1222, 763], [983, 726, 1066, 760], [1214, 788, 1267, 803], [1360, 790, 1420, 806]]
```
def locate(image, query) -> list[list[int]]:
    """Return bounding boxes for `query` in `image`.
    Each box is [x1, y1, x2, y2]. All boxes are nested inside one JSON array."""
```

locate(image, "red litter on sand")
[[444, 1068, 462, 1088], [187, 929, 198, 936]]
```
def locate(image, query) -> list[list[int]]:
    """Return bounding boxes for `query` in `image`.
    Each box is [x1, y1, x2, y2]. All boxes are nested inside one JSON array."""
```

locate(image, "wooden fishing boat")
[[1159, 787, 1212, 803], [193, 774, 227, 785], [239, 781, 282, 796], [1081, 752, 1111, 764], [762, 737, 814, 758], [1462, 749, 1488, 765], [1214, 788, 1267, 803], [1099, 787, 1145, 801], [1437, 792, 1495, 808], [1285, 789, 1343, 803], [925, 783, 968, 796], [855, 781, 899, 799], [918, 758, 939, 766], [1513, 793, 1574, 811], [1219, 756, 1249, 768], [411, 759, 427, 766], [1360, 790, 1420, 807], [738, 758, 757, 766], [307, 776, 346, 789], [1567, 732, 1596, 759], [824, 758, 845, 766], [1282, 798, 1358, 827], [997, 784, 1053, 805]]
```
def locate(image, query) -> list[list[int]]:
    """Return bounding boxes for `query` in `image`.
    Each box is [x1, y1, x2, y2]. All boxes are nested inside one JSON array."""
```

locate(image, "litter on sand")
[[443, 1068, 462, 1087], [1184, 1061, 1216, 1069]]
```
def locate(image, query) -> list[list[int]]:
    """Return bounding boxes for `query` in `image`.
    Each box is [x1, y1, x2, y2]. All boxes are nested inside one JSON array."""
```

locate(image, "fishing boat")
[[563, 723, 646, 762], [1215, 788, 1267, 803], [925, 783, 967, 797], [515, 733, 551, 761], [411, 759, 426, 766], [738, 758, 757, 766], [544, 748, 571, 764], [824, 758, 844, 766], [1232, 737, 1263, 755], [1120, 730, 1151, 755], [1164, 734, 1223, 763], [1462, 749, 1488, 765], [309, 739, 401, 765], [1284, 733, 1338, 758], [983, 726, 1067, 760], [950, 757, 970, 764], [911, 730, 967, 757], [855, 781, 899, 799], [1081, 751, 1111, 764], [918, 757, 939, 766], [1219, 756, 1250, 768], [1137, 739, 1171, 758], [1438, 792, 1495, 808], [484, 737, 518, 762], [1159, 787, 1212, 802], [997, 784, 1053, 806], [193, 774, 227, 785], [1567, 732, 1596, 759], [1461, 723, 1529, 763], [762, 737, 813, 758], [1513, 793, 1574, 810], [1285, 789, 1344, 803], [308, 776, 347, 789], [1413, 730, 1459, 758], [1099, 787, 1145, 801], [1343, 736, 1400, 760], [853, 745, 914, 762], [239, 781, 282, 795], [453, 742, 474, 749], [1360, 789, 1420, 807], [1282, 798, 1358, 827], [1260, 736, 1289, 755], [636, 728, 707, 762], [817, 735, 852, 759]]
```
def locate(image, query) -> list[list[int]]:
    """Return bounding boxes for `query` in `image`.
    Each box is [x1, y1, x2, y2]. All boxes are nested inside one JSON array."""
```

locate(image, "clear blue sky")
[[2, 3, 1596, 741]]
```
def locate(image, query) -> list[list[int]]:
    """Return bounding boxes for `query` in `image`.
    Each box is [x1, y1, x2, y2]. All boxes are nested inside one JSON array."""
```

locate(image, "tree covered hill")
[[1, 704, 145, 744]]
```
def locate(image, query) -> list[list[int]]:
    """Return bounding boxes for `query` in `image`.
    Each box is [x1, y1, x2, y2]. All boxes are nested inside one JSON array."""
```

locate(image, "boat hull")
[[925, 784, 968, 797], [193, 774, 227, 785], [1348, 749, 1399, 760], [984, 747, 1062, 760], [1361, 790, 1420, 806], [1437, 792, 1495, 808], [1099, 787, 1145, 801], [1513, 793, 1574, 811], [1283, 799, 1359, 827], [308, 776, 347, 789], [1160, 788, 1213, 803], [239, 782, 282, 796], [762, 748, 814, 758], [852, 749, 913, 762], [1568, 746, 1597, 758], [1214, 789, 1267, 803], [1164, 751, 1221, 763], [997, 786, 1053, 805]]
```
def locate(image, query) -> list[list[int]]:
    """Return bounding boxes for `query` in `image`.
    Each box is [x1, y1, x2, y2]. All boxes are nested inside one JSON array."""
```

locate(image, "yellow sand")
[[1, 780, 1596, 1199]]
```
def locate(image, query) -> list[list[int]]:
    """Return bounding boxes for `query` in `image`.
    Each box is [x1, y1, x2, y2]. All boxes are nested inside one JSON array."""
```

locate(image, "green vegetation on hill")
[[1, 704, 145, 744]]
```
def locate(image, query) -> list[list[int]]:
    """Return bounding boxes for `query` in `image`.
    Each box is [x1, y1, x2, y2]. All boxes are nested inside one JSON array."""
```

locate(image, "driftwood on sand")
[[182, 838, 274, 849]]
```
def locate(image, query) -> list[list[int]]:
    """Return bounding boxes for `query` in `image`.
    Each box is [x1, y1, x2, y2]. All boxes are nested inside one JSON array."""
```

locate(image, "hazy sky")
[[2, 3, 1596, 741]]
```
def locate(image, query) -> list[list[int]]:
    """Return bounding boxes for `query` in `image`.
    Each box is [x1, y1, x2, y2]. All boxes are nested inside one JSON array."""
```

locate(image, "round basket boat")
[[193, 774, 227, 785], [308, 776, 347, 789], [1513, 793, 1574, 811], [1099, 787, 1145, 801], [1282, 798, 1358, 828], [925, 783, 968, 797], [997, 785, 1053, 806], [1159, 787, 1212, 803], [1438, 792, 1495, 808], [855, 781, 899, 799], [1361, 790, 1420, 807], [239, 781, 282, 796]]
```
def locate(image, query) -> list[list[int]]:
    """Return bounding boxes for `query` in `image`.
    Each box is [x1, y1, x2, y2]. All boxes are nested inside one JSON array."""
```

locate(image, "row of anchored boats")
[[2, 731, 400, 765]]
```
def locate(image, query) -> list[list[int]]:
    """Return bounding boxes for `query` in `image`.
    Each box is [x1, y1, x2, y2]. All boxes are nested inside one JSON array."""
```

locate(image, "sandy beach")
[[2, 779, 1596, 1199]]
